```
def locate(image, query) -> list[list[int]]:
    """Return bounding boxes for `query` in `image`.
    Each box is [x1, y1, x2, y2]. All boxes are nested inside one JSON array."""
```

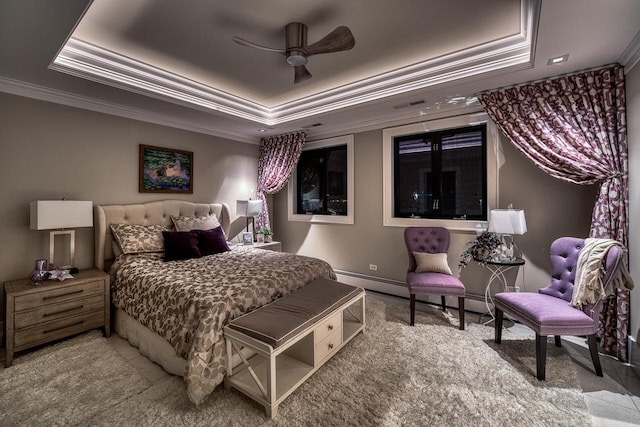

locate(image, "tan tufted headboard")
[[95, 200, 231, 271]]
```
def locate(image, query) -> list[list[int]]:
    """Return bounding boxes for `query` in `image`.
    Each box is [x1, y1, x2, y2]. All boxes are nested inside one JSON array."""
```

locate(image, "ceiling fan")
[[232, 22, 355, 84]]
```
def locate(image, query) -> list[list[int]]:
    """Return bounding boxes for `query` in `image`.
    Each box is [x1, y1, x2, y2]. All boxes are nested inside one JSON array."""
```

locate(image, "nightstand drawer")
[[14, 294, 105, 329], [14, 311, 105, 348], [14, 280, 105, 311]]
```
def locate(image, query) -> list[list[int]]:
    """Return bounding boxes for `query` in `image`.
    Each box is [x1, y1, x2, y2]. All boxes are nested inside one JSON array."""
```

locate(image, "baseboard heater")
[[333, 269, 487, 314]]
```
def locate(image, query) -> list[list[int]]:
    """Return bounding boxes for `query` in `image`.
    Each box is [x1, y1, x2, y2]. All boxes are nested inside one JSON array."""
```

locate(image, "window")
[[297, 145, 348, 216], [394, 124, 487, 220], [288, 135, 354, 224], [383, 113, 498, 231]]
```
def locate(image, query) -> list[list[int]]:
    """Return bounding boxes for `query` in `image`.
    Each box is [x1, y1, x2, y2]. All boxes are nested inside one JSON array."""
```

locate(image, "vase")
[[265, 235, 273, 243]]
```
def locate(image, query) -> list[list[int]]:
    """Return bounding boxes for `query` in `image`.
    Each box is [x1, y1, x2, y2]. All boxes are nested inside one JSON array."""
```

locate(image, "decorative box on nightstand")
[[3, 269, 110, 367]]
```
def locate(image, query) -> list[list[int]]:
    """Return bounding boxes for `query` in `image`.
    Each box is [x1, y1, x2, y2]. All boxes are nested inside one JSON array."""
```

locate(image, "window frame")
[[288, 134, 355, 224], [382, 113, 498, 231]]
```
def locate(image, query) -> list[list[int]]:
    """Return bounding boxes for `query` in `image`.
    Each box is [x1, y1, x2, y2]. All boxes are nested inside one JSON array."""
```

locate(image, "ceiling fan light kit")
[[233, 22, 355, 84]]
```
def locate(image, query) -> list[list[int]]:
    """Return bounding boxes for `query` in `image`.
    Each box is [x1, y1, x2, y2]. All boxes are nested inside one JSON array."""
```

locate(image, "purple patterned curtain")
[[255, 131, 306, 231], [478, 64, 630, 361]]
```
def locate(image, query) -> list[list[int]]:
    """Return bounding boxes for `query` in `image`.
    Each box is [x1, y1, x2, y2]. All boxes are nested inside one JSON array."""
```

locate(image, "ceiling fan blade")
[[294, 65, 312, 84], [304, 26, 355, 56], [231, 36, 285, 53]]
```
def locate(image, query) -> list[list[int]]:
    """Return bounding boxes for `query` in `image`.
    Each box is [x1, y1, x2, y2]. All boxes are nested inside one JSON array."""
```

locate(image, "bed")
[[95, 200, 336, 405]]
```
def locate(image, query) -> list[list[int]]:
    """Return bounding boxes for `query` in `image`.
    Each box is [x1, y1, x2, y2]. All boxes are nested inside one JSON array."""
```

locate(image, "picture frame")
[[242, 232, 254, 245], [256, 234, 265, 244], [139, 144, 193, 193]]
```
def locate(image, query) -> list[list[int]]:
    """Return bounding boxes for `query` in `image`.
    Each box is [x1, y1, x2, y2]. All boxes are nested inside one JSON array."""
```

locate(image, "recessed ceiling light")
[[258, 129, 267, 132], [547, 54, 569, 65]]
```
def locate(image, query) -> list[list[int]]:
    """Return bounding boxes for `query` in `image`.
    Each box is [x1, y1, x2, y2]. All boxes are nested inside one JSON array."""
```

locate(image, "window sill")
[[288, 213, 354, 224], [383, 216, 487, 232]]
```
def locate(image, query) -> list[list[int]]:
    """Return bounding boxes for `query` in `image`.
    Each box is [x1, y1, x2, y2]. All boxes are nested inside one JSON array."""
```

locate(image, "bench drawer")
[[315, 327, 342, 363], [314, 311, 342, 345]]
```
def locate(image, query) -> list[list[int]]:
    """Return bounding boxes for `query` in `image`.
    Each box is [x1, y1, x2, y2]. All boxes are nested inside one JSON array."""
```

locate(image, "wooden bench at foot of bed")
[[223, 278, 366, 418]]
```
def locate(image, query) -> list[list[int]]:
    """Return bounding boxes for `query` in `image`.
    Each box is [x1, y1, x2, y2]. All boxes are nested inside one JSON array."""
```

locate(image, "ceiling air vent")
[[302, 123, 323, 129], [393, 99, 426, 109]]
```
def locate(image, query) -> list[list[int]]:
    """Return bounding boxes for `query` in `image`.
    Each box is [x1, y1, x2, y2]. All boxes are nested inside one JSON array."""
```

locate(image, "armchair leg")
[[458, 297, 465, 330], [441, 295, 446, 311], [554, 335, 561, 347], [495, 308, 503, 344], [587, 334, 603, 377], [410, 294, 416, 326], [536, 334, 547, 380]]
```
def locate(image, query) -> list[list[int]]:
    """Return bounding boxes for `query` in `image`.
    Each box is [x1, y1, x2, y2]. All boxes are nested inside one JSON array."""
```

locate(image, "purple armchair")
[[494, 237, 624, 380], [404, 227, 465, 330]]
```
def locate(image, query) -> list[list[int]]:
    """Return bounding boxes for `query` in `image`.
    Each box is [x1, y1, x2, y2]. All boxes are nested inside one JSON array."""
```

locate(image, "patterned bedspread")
[[110, 245, 336, 405]]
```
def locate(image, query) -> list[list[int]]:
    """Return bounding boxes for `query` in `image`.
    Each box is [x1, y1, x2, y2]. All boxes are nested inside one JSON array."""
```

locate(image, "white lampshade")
[[488, 209, 527, 235], [30, 200, 93, 230], [236, 200, 263, 217]]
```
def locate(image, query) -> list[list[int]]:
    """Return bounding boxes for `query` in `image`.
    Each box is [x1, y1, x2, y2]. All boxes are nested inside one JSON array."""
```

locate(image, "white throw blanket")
[[570, 238, 634, 309]]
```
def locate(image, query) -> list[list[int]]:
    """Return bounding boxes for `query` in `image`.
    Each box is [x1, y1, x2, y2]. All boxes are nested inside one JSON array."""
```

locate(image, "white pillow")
[[413, 252, 452, 275]]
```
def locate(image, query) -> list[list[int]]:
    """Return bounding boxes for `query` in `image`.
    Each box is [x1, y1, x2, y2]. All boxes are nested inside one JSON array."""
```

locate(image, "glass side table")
[[474, 256, 525, 324]]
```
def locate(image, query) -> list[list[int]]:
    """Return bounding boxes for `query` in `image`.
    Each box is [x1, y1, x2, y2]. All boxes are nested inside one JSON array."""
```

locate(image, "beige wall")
[[0, 92, 259, 316], [628, 63, 640, 341], [273, 120, 597, 304]]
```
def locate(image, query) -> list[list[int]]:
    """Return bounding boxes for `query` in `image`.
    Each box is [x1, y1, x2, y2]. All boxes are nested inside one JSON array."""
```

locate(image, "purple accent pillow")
[[195, 227, 231, 256], [162, 231, 202, 261]]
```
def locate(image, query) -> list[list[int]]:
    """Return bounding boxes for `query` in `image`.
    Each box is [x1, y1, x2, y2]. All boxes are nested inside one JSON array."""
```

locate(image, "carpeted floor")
[[0, 295, 591, 426]]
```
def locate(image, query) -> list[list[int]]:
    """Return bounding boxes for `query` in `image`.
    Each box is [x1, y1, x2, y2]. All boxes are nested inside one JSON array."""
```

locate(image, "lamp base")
[[49, 229, 75, 270]]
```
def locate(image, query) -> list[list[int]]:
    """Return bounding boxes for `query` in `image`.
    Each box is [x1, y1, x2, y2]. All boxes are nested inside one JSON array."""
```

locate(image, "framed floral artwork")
[[139, 144, 193, 193]]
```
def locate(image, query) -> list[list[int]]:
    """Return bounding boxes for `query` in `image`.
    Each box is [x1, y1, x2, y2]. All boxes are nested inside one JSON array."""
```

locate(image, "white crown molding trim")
[[0, 76, 258, 144], [620, 30, 640, 72], [50, 0, 540, 126]]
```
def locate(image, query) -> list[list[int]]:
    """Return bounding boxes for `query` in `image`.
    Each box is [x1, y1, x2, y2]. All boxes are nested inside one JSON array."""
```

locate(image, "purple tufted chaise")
[[404, 227, 465, 330], [494, 237, 624, 380]]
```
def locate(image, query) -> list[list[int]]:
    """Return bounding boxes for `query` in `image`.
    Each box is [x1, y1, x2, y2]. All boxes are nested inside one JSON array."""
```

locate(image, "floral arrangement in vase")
[[256, 227, 274, 243], [458, 231, 502, 271]]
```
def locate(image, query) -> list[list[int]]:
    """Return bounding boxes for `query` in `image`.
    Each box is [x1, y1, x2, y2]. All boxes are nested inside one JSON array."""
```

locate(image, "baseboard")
[[629, 336, 639, 371], [334, 270, 488, 314]]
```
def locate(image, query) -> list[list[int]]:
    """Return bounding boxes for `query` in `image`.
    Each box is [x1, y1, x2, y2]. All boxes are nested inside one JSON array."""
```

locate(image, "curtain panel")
[[478, 64, 631, 360], [255, 131, 306, 231]]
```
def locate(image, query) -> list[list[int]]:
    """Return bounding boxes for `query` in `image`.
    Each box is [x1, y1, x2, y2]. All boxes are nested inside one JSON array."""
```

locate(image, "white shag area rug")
[[0, 295, 591, 426]]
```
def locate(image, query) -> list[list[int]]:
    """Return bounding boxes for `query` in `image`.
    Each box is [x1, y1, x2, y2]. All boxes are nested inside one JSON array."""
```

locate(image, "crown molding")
[[620, 30, 640, 72], [0, 76, 258, 144], [50, 0, 539, 126]]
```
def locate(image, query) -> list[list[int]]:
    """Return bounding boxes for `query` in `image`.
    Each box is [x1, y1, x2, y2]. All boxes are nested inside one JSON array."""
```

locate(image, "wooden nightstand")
[[3, 269, 110, 367]]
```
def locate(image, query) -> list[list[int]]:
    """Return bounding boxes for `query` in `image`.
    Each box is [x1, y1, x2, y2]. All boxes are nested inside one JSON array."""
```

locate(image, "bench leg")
[[268, 355, 277, 416], [266, 403, 278, 419]]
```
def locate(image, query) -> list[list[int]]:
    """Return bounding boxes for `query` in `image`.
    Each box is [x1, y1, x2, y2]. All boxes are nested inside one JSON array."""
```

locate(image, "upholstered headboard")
[[95, 200, 231, 271]]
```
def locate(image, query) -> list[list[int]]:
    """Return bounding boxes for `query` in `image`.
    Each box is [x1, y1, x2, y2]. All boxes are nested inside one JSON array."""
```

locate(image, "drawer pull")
[[43, 290, 83, 300], [328, 324, 334, 331], [328, 343, 334, 350], [43, 320, 83, 334], [43, 305, 84, 317]]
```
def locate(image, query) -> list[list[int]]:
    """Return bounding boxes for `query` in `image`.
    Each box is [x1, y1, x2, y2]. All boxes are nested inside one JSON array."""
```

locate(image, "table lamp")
[[487, 209, 527, 261], [236, 199, 264, 241], [30, 200, 93, 270]]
